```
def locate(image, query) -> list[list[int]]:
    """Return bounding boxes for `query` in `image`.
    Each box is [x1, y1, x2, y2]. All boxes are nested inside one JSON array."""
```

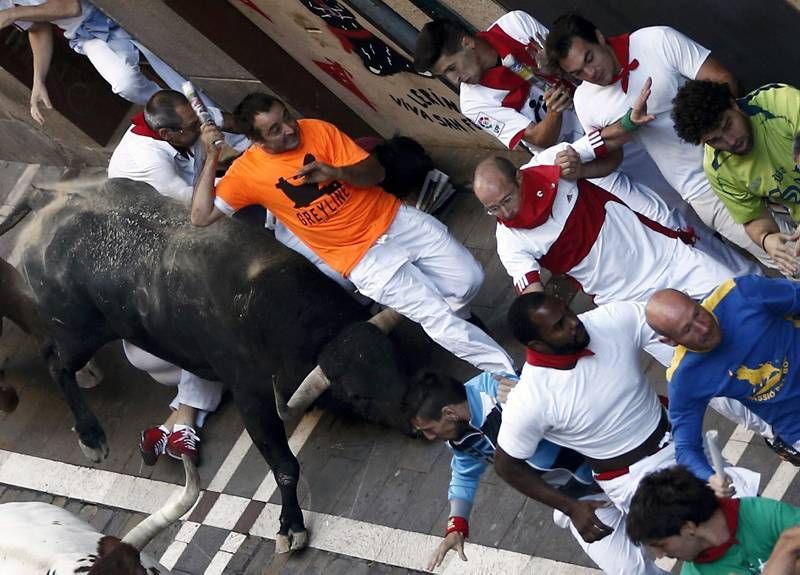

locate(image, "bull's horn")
[[367, 307, 403, 334], [121, 455, 200, 550], [285, 365, 330, 417]]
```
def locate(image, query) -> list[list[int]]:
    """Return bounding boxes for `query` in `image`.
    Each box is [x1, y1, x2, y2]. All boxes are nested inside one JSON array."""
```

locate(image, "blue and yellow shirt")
[[704, 84, 800, 224], [668, 275, 800, 480]]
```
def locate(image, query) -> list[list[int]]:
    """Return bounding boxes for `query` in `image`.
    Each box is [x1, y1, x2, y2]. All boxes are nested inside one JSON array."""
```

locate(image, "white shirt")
[[495, 148, 736, 301], [573, 26, 712, 202], [459, 11, 583, 152], [3, 0, 91, 38], [498, 302, 662, 460], [107, 106, 224, 206]]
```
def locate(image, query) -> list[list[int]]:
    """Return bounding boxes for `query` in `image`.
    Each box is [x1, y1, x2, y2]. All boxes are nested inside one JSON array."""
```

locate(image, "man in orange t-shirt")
[[191, 93, 514, 374]]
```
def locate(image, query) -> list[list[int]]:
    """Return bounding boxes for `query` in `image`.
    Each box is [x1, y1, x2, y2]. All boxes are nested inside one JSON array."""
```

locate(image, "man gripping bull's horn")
[[191, 94, 516, 388]]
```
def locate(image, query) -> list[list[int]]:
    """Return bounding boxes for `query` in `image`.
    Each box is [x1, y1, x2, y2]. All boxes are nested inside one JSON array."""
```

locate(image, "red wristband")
[[588, 129, 608, 159], [446, 516, 469, 538]]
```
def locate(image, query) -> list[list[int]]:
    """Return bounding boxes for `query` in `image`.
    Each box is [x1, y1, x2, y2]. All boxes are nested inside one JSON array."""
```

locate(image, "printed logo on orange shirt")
[[275, 154, 353, 227]]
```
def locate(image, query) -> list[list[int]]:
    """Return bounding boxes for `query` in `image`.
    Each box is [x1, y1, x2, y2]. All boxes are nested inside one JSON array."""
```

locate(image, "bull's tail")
[[0, 203, 31, 237]]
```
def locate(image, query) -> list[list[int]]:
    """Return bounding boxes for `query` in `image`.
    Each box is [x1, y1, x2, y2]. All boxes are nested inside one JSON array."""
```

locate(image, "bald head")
[[646, 289, 722, 352], [144, 90, 190, 131], [473, 156, 521, 218]]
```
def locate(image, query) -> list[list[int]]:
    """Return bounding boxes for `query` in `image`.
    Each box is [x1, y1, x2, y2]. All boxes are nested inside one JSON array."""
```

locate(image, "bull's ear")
[[98, 535, 121, 556]]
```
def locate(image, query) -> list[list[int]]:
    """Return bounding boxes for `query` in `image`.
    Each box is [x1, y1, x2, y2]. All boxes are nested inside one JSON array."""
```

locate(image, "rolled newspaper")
[[181, 81, 223, 148]]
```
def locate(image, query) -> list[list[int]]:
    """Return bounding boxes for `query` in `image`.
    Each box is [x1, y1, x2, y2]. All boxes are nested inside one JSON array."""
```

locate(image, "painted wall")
[[229, 0, 503, 150]]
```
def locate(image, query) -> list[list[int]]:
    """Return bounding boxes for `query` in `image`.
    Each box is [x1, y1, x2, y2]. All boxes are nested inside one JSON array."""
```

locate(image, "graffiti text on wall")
[[389, 88, 479, 133]]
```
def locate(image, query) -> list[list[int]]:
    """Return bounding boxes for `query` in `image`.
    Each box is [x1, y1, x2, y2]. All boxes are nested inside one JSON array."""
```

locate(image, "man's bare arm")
[[191, 124, 226, 227], [27, 22, 54, 124], [695, 56, 741, 97], [495, 447, 612, 543], [745, 209, 800, 277], [556, 146, 623, 180], [522, 86, 572, 149], [763, 526, 800, 575]]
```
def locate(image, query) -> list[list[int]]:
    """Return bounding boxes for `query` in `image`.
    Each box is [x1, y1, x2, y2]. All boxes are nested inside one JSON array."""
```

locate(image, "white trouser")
[[74, 27, 251, 150], [597, 442, 760, 512], [77, 32, 163, 105], [590, 171, 683, 230], [557, 493, 667, 575], [274, 221, 364, 297], [75, 25, 207, 106], [349, 205, 514, 373], [592, 171, 760, 278], [122, 341, 223, 427], [589, 442, 759, 574]]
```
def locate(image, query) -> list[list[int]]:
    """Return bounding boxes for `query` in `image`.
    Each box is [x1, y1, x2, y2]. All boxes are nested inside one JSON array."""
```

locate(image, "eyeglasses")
[[485, 192, 517, 216]]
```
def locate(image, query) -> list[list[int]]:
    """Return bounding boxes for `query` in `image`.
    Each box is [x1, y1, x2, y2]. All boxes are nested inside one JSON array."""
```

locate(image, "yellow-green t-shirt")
[[704, 83, 800, 224]]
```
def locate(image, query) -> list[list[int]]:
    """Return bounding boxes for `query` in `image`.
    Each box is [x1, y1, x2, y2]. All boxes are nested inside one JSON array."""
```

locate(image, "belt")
[[592, 410, 671, 481]]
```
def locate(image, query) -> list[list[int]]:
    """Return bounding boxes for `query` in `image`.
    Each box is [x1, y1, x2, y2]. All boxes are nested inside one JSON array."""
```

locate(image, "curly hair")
[[627, 466, 719, 545], [672, 80, 733, 145]]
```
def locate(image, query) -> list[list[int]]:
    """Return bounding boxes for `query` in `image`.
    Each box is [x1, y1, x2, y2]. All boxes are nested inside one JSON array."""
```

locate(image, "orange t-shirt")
[[215, 119, 400, 276]]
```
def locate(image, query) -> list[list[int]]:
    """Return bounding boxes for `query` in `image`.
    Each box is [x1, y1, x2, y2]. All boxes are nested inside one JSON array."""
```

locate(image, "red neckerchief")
[[498, 165, 561, 229], [608, 34, 639, 93], [693, 498, 741, 564], [130, 112, 192, 157], [476, 25, 570, 111], [130, 112, 163, 139], [526, 347, 594, 370]]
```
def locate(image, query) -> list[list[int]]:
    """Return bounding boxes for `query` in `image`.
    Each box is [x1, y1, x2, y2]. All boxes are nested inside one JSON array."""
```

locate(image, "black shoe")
[[765, 436, 800, 466]]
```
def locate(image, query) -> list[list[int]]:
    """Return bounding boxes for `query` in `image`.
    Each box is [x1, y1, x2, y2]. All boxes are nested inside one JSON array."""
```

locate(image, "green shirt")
[[682, 497, 800, 575], [704, 84, 800, 224]]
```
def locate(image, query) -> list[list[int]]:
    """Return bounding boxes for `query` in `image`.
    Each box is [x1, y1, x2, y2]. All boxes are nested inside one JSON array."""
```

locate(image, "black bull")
[[1, 178, 427, 552]]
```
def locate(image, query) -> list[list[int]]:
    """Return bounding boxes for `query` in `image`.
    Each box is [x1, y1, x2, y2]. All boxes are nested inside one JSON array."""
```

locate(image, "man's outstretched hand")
[[631, 77, 656, 127], [30, 81, 52, 125], [426, 531, 467, 571]]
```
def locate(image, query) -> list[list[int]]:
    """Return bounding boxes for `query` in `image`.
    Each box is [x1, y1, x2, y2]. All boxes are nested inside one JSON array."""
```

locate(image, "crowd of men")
[[4, 1, 800, 573]]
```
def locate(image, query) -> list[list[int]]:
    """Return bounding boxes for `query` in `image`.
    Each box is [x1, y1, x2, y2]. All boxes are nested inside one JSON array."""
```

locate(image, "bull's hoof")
[[78, 437, 109, 463], [275, 529, 309, 553], [76, 361, 103, 389]]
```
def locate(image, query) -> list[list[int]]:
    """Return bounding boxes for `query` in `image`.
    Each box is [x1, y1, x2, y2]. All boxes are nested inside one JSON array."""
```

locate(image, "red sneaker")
[[139, 425, 169, 466], [166, 425, 200, 464]]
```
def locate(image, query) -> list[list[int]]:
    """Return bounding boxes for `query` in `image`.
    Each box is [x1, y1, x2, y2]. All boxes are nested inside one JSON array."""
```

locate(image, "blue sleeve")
[[448, 449, 489, 519], [669, 378, 716, 481], [470, 370, 518, 398], [738, 275, 800, 315]]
